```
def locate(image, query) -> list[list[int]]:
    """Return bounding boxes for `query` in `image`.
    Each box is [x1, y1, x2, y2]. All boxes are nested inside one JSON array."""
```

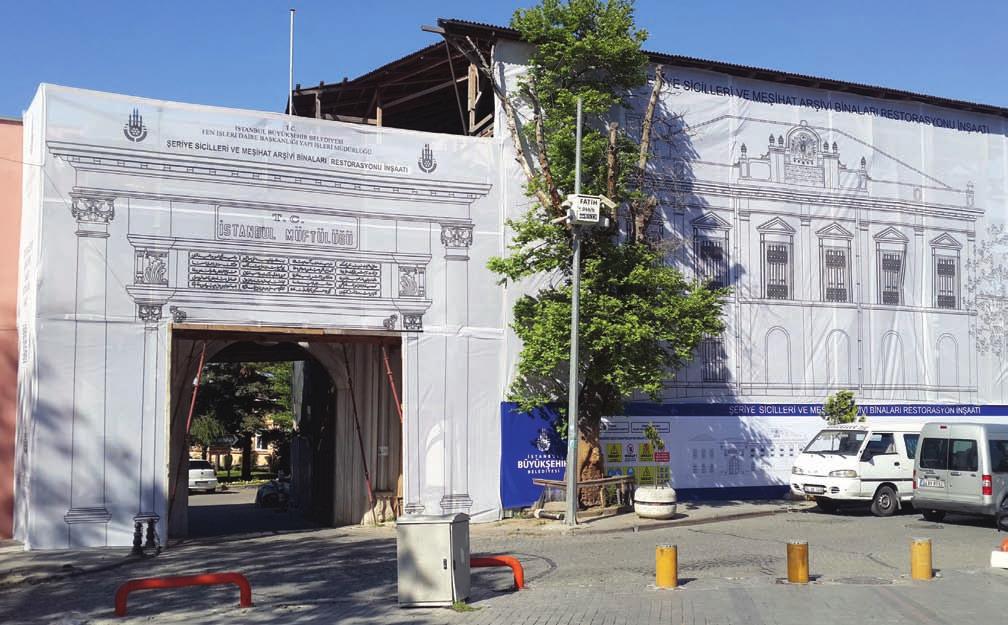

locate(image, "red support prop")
[[470, 555, 525, 590], [114, 572, 252, 617]]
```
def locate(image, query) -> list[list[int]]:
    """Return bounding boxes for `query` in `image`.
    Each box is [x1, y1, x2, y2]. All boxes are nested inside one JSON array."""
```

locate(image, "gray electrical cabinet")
[[396, 513, 470, 607]]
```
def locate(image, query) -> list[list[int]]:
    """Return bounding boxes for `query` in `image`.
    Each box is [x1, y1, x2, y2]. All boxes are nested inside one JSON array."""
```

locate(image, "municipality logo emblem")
[[535, 428, 551, 452], [417, 143, 437, 173], [124, 108, 148, 143]]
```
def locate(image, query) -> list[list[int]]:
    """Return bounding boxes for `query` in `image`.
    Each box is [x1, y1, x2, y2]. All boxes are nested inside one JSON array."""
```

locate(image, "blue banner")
[[500, 403, 567, 509], [621, 402, 1008, 417]]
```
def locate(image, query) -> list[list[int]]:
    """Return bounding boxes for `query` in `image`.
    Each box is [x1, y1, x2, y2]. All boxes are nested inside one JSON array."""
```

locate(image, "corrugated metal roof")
[[438, 17, 1008, 119]]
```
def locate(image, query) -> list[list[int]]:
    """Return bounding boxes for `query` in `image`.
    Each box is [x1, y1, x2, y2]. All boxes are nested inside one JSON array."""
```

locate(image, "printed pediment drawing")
[[767, 426, 807, 441], [874, 226, 910, 243], [691, 211, 731, 231], [756, 216, 796, 234], [815, 222, 854, 240], [688, 432, 718, 442], [930, 232, 962, 249]]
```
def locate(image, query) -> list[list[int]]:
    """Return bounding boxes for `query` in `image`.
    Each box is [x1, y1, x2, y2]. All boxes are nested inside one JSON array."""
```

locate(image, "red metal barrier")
[[114, 572, 252, 617], [471, 555, 525, 590]]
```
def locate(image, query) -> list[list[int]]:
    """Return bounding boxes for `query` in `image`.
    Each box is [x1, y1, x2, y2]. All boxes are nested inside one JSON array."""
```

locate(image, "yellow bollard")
[[656, 544, 678, 589], [910, 537, 933, 580], [786, 540, 810, 584]]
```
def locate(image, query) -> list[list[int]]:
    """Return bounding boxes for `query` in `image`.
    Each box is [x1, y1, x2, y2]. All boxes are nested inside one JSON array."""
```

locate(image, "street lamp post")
[[564, 97, 584, 526]]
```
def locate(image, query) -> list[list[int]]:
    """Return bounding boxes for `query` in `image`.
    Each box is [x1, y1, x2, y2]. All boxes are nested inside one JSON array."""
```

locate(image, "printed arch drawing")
[[878, 331, 906, 391], [824, 329, 852, 386], [764, 326, 791, 385], [936, 334, 959, 388]]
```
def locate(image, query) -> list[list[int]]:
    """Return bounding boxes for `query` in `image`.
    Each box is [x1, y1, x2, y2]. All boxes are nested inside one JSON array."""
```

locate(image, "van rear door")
[[916, 427, 950, 499], [947, 425, 982, 509]]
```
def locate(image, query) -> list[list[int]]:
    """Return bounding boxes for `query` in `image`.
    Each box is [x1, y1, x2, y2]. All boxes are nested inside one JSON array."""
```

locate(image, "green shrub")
[[822, 390, 862, 424]]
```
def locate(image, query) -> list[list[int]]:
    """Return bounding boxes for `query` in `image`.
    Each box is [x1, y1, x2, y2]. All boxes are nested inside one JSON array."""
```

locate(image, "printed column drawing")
[[403, 334, 424, 514], [440, 222, 474, 513], [64, 193, 115, 546], [127, 247, 173, 531]]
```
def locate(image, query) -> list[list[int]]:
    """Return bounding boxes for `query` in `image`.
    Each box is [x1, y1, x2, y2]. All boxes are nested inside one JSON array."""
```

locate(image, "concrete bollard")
[[786, 540, 809, 584], [656, 544, 678, 589], [910, 537, 933, 580]]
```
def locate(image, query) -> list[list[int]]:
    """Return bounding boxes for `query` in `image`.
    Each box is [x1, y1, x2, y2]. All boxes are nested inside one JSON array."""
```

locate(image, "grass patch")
[[451, 601, 480, 612], [216, 469, 274, 483]]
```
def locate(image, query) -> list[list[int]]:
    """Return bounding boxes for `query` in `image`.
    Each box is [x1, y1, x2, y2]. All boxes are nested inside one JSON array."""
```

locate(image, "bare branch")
[[606, 122, 618, 200], [631, 65, 665, 244], [528, 87, 563, 215], [442, 34, 554, 212], [638, 65, 664, 177]]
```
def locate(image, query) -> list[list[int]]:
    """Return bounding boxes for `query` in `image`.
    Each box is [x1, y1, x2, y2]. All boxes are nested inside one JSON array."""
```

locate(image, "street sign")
[[564, 194, 616, 225]]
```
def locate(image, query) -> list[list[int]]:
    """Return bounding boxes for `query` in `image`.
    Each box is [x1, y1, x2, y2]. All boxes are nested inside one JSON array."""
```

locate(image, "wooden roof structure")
[[291, 17, 1008, 135], [290, 32, 495, 136]]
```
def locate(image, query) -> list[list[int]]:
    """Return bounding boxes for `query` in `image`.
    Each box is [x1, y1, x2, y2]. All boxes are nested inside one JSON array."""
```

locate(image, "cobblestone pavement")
[[2, 501, 1007, 624]]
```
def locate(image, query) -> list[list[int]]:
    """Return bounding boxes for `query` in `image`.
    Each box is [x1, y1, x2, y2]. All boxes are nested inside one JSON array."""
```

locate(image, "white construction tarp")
[[494, 40, 1008, 495], [16, 85, 505, 548]]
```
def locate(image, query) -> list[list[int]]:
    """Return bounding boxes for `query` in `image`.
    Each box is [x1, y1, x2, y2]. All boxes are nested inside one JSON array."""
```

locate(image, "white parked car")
[[188, 459, 219, 493], [790, 423, 923, 516]]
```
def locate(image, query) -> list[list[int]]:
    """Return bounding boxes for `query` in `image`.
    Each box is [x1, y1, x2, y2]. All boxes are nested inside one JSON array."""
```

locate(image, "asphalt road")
[[187, 485, 320, 538]]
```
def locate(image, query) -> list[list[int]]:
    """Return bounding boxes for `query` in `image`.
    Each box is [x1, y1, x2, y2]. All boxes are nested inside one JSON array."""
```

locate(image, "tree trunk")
[[240, 435, 253, 481], [576, 420, 604, 508]]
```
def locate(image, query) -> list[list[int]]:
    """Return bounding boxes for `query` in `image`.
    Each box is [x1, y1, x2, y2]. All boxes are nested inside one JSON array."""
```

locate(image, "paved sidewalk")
[[1, 500, 1005, 624]]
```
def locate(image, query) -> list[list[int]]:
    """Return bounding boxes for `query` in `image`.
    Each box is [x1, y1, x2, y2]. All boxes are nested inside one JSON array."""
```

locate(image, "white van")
[[912, 422, 1008, 523], [790, 423, 923, 516]]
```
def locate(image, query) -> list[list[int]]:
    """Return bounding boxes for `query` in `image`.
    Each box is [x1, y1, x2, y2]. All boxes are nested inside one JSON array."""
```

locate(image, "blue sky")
[[1, 1, 1004, 119]]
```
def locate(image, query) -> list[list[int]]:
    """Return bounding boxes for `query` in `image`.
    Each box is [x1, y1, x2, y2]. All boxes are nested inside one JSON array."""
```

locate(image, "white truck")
[[790, 422, 923, 516]]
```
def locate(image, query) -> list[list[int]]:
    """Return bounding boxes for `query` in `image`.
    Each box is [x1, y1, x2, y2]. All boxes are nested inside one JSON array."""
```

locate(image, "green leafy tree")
[[193, 361, 290, 480], [822, 390, 862, 424], [189, 414, 226, 460], [453, 0, 727, 502]]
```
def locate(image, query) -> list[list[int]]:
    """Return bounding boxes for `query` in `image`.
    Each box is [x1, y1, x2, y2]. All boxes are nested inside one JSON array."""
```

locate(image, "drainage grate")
[[831, 576, 893, 585]]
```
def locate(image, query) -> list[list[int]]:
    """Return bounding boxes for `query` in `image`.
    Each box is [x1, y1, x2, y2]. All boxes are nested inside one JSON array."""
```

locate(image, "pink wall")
[[0, 119, 21, 539]]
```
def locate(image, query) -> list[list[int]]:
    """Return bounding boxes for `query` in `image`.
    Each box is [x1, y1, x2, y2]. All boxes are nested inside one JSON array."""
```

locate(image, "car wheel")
[[870, 485, 898, 517], [996, 498, 1008, 531], [815, 497, 838, 513], [922, 509, 945, 523]]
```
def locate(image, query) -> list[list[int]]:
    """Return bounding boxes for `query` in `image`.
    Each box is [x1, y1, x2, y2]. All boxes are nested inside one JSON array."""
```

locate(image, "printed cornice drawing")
[[46, 141, 492, 206], [645, 176, 983, 219]]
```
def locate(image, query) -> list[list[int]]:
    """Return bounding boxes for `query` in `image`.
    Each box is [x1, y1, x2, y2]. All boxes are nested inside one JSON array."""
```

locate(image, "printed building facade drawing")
[[495, 37, 1008, 499], [647, 118, 983, 404]]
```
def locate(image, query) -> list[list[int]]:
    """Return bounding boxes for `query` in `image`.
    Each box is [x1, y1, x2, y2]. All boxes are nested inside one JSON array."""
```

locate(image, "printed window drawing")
[[931, 233, 962, 310], [934, 254, 959, 309], [758, 217, 796, 300], [700, 334, 728, 382], [874, 227, 909, 305], [692, 213, 731, 289], [817, 223, 854, 303], [694, 235, 728, 287]]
